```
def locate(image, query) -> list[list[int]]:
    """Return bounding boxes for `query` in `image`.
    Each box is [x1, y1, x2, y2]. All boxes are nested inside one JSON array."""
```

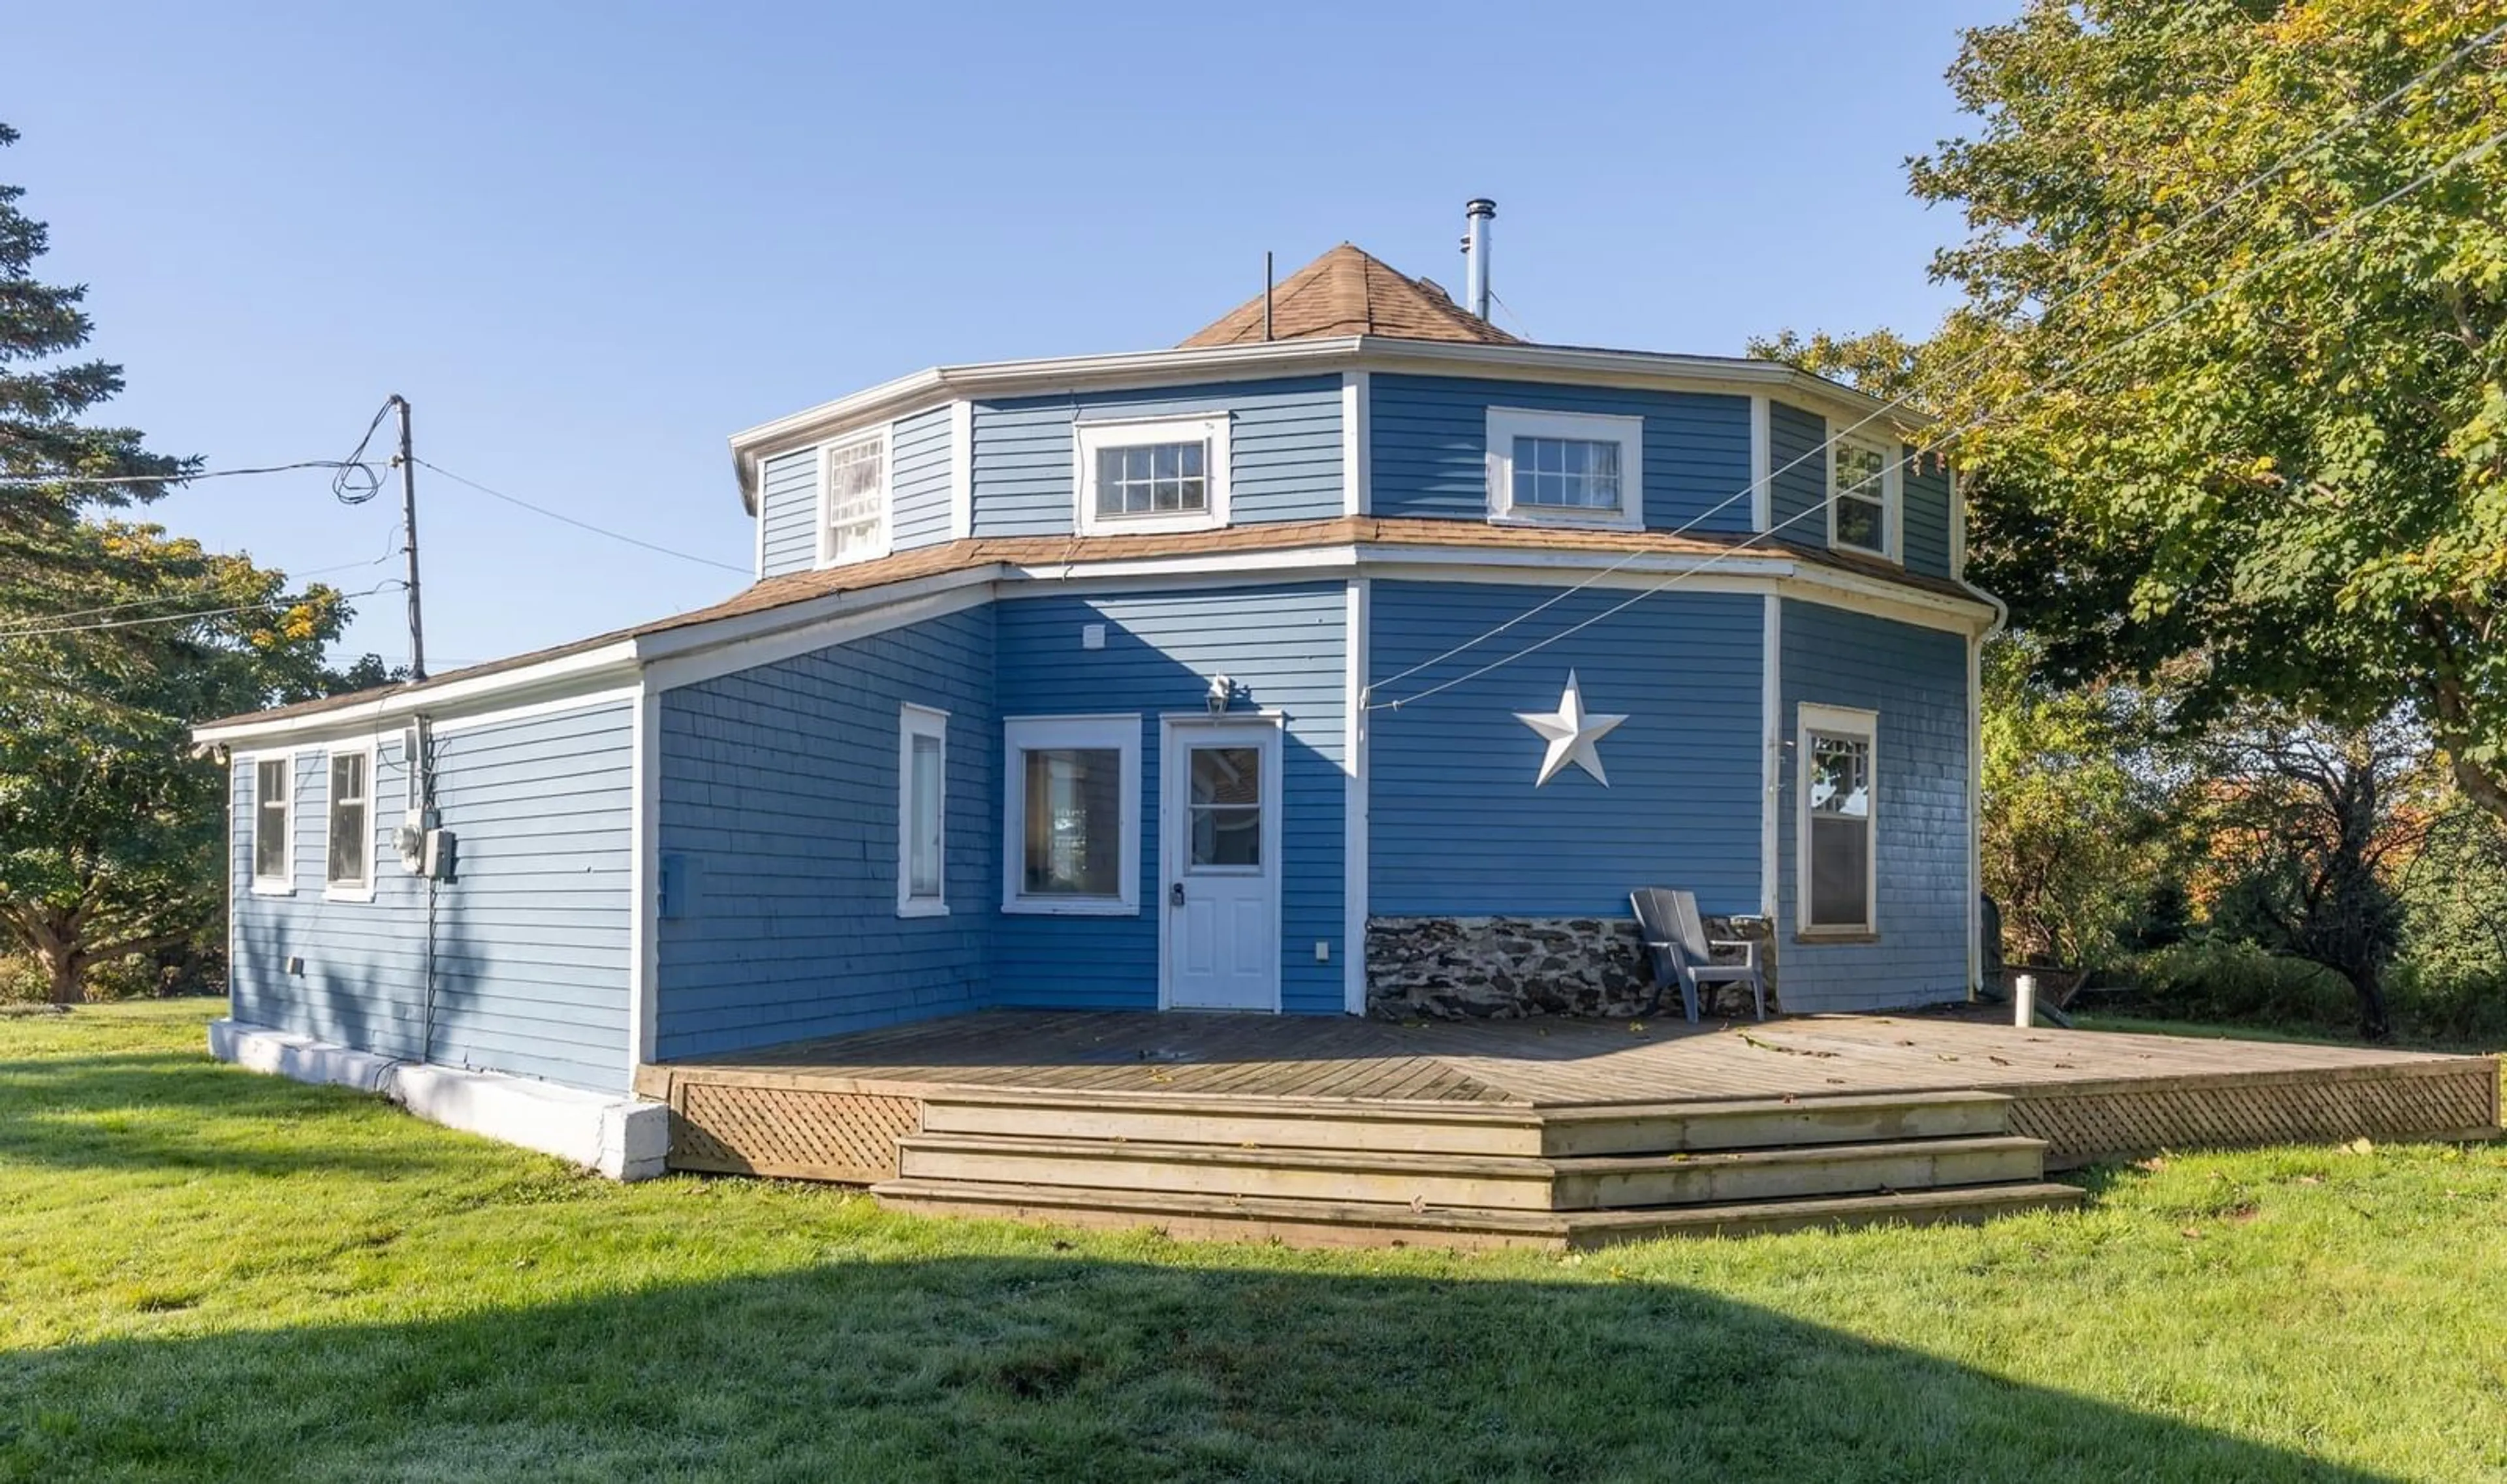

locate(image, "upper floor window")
[[1829, 432, 1899, 559], [1075, 415, 1231, 536], [819, 428, 891, 565], [1485, 407, 1645, 530]]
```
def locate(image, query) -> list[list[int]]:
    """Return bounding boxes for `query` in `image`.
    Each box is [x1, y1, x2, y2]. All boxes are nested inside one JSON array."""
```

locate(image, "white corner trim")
[[1344, 577, 1370, 1014], [626, 680, 659, 1071], [1342, 371, 1370, 516], [1749, 394, 1773, 532], [1949, 462, 1969, 580], [1966, 630, 1985, 998], [949, 399, 975, 540], [815, 423, 896, 569], [1484, 405, 1645, 531], [208, 1019, 670, 1180], [1072, 412, 1233, 537], [1760, 593, 1782, 922], [1001, 713, 1141, 917]]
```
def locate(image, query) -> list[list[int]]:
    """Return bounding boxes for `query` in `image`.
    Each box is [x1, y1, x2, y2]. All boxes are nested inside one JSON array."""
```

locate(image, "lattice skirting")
[[669, 1082, 922, 1182], [2010, 1065, 2500, 1169]]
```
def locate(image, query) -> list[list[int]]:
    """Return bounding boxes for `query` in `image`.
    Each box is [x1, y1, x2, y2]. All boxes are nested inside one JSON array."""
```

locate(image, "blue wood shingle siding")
[[758, 447, 819, 578], [994, 584, 1348, 1014], [1767, 400, 1827, 542], [1777, 599, 1972, 1011], [1366, 581, 1761, 918], [1369, 375, 1753, 533], [1902, 449, 1953, 578], [229, 701, 635, 1092], [890, 404, 956, 549], [970, 377, 1343, 536], [654, 607, 997, 1060]]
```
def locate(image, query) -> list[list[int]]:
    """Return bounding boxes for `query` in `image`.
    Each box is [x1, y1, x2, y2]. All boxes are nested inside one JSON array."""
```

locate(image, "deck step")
[[893, 1131, 2052, 1212], [869, 1177, 2090, 1252], [919, 1090, 1547, 1156], [1539, 1090, 2013, 1156]]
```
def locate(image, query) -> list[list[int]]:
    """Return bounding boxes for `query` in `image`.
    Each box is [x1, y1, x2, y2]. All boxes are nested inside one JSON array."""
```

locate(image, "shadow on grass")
[[0, 1052, 479, 1180], [0, 1253, 2394, 1483]]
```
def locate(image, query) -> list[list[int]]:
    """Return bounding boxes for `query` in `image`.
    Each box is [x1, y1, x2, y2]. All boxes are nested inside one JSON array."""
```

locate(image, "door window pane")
[[1188, 746, 1261, 868], [1805, 729, 1872, 928], [1022, 747, 1123, 896]]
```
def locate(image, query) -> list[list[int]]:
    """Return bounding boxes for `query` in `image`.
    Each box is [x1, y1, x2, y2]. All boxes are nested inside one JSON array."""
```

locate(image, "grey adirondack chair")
[[1630, 888, 1767, 1024]]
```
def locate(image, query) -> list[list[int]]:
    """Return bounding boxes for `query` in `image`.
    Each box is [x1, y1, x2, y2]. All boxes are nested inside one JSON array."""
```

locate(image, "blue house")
[[195, 235, 1993, 1169]]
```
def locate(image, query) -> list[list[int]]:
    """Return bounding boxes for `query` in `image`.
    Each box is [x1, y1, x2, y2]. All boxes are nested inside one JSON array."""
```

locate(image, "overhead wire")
[[1368, 118, 2507, 712], [1366, 22, 2507, 697], [413, 457, 751, 575], [0, 580, 405, 641]]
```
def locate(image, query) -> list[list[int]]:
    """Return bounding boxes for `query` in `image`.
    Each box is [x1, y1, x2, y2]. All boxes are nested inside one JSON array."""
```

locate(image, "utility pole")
[[391, 394, 427, 680]]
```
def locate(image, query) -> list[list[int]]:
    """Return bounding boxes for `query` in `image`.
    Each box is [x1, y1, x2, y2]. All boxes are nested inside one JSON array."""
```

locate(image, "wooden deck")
[[636, 1009, 2500, 1180]]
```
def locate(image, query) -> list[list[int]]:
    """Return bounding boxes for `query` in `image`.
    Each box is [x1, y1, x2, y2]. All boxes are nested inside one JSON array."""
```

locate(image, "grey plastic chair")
[[1630, 888, 1767, 1024]]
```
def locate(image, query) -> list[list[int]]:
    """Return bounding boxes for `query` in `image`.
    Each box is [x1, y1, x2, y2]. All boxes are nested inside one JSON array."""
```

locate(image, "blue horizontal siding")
[[994, 584, 1348, 1014], [1367, 582, 1761, 918], [1778, 599, 1972, 1011], [891, 403, 956, 550], [228, 700, 635, 1092], [1369, 374, 1752, 533], [1768, 400, 1827, 545], [1903, 447, 1953, 578], [654, 606, 998, 1060], [758, 447, 818, 578], [970, 377, 1342, 536]]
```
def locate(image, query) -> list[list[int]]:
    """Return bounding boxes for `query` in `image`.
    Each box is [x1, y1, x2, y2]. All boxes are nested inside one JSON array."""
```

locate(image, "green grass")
[[3, 1003, 2504, 1482]]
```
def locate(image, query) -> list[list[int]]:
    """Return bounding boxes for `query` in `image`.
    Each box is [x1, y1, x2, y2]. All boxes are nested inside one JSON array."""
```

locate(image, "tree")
[[0, 123, 353, 1000], [1905, 2, 2507, 827], [1978, 634, 2183, 974], [2196, 712, 2433, 1038]]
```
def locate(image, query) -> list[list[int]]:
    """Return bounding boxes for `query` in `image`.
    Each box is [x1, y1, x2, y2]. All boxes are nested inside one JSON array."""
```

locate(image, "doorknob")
[[1169, 881, 1186, 908]]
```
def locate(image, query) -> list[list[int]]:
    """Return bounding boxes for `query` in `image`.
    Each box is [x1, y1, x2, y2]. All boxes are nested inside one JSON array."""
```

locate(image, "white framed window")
[[1074, 415, 1231, 535], [323, 745, 377, 900], [1797, 703, 1878, 936], [898, 704, 949, 918], [1828, 431, 1901, 559], [1001, 714, 1141, 915], [1485, 407, 1645, 529], [251, 757, 292, 893], [818, 426, 892, 566]]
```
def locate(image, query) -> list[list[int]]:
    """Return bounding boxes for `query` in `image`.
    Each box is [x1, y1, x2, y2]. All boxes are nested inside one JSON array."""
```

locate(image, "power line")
[[0, 459, 377, 488], [413, 458, 751, 575], [1368, 119, 2507, 712], [0, 533, 403, 635], [0, 580, 404, 641], [1366, 25, 2507, 697]]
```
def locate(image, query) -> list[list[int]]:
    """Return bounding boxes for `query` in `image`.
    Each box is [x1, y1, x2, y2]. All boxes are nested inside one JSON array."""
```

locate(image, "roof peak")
[[1180, 243, 1522, 349]]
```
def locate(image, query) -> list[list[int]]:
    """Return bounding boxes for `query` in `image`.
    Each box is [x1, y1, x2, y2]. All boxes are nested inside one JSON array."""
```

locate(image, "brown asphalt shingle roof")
[[200, 518, 1986, 731], [1180, 244, 1522, 348]]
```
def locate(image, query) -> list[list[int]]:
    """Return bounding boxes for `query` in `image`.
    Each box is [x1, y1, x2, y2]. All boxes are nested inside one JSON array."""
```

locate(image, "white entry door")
[[1161, 721, 1282, 1011]]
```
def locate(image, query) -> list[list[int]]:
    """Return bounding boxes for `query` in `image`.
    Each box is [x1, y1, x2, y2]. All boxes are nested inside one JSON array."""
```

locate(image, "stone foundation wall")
[[1364, 915, 1778, 1022]]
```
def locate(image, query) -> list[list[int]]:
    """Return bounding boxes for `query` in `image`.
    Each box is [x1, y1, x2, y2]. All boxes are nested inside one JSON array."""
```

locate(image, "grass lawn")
[[3, 1003, 2503, 1482]]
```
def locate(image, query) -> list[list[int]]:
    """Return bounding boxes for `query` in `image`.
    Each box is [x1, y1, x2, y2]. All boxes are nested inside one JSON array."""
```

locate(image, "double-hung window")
[[898, 704, 949, 917], [1797, 704, 1878, 936], [251, 757, 292, 892], [1001, 716, 1139, 914], [1829, 432, 1899, 558], [1485, 407, 1645, 529], [820, 428, 891, 565], [1074, 415, 1231, 535], [324, 747, 375, 898]]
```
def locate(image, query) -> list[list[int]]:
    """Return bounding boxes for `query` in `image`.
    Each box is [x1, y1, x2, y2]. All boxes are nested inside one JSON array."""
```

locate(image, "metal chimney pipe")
[[1462, 198, 1496, 321]]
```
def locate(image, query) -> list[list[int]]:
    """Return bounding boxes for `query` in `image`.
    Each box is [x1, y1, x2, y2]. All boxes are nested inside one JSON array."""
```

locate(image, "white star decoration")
[[1515, 671, 1628, 787]]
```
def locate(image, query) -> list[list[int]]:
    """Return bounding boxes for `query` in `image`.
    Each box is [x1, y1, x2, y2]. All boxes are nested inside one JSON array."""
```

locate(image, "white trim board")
[[1342, 576, 1370, 1015], [626, 680, 659, 1075], [1341, 371, 1370, 516], [1759, 593, 1782, 923], [730, 336, 1935, 512]]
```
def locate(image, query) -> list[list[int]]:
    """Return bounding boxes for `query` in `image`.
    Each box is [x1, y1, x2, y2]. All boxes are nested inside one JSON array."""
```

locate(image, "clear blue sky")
[[11, 1, 2006, 671]]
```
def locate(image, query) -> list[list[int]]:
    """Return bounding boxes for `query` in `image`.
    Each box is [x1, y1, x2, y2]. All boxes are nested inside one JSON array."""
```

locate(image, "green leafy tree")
[[0, 122, 355, 1000], [1906, 1, 2507, 822]]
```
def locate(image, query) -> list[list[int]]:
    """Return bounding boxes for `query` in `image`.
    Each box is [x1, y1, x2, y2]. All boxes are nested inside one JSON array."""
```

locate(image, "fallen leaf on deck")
[[1987, 1055, 2011, 1066]]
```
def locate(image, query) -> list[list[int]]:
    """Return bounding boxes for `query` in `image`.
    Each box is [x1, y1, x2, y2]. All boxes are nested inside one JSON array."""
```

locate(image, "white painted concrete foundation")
[[208, 1019, 669, 1180]]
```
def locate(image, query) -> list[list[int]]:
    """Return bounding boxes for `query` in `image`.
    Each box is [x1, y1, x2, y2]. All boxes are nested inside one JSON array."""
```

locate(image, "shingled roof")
[[1180, 244, 1522, 348]]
